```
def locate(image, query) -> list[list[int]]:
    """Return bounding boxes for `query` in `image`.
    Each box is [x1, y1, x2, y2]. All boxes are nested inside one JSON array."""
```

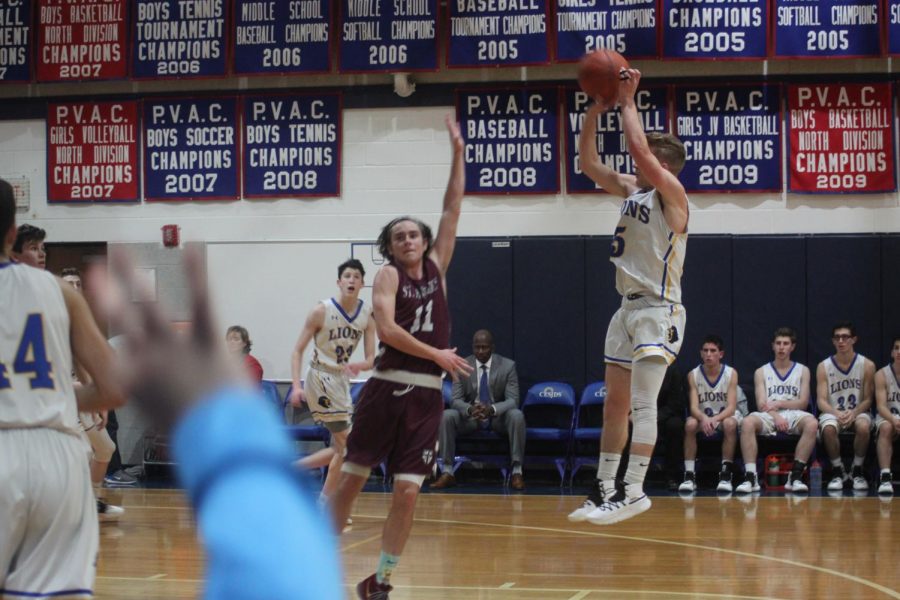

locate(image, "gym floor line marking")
[[341, 533, 384, 551], [499, 582, 515, 589], [147, 574, 167, 580], [352, 512, 900, 600], [566, 591, 590, 600], [361, 584, 786, 599]]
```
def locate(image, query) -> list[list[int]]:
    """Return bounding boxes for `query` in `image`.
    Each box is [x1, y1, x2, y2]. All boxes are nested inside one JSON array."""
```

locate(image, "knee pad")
[[631, 357, 668, 445]]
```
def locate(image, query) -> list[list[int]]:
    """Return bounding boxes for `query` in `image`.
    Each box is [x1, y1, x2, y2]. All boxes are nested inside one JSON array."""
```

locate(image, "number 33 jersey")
[[311, 297, 372, 372], [0, 264, 80, 435]]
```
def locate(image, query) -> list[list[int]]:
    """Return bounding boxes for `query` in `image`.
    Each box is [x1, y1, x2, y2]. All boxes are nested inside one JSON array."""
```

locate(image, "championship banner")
[[234, 0, 332, 75], [339, 0, 439, 72], [36, 0, 128, 82], [242, 93, 341, 197], [887, 0, 900, 54], [773, 0, 880, 58], [787, 83, 895, 193], [0, 0, 32, 82], [143, 97, 240, 201], [662, 0, 767, 59], [564, 86, 669, 193], [448, 0, 549, 67], [47, 101, 139, 203], [675, 84, 781, 192], [457, 88, 559, 194], [133, 0, 228, 78], [554, 0, 657, 62]]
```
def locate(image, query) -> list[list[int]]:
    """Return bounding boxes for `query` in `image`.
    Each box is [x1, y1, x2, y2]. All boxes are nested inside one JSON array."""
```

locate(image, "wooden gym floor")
[[95, 488, 900, 599]]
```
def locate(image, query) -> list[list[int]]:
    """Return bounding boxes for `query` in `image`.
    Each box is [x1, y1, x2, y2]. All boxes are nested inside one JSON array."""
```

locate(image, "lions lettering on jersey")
[[763, 362, 804, 404]]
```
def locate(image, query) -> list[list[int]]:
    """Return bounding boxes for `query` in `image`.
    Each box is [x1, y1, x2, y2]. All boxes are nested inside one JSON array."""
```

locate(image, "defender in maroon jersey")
[[330, 116, 472, 599]]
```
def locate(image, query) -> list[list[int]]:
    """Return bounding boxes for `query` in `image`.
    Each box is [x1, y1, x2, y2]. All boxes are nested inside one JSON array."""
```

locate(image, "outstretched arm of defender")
[[619, 69, 688, 232], [578, 101, 637, 198], [289, 304, 325, 406], [430, 115, 465, 276], [372, 266, 472, 379]]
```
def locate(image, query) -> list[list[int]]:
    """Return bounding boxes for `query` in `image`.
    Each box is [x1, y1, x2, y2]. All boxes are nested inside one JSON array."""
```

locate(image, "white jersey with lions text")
[[762, 362, 804, 404], [821, 353, 867, 412], [880, 365, 900, 419], [691, 364, 734, 417], [0, 264, 80, 435], [311, 298, 371, 372], [611, 188, 688, 304]]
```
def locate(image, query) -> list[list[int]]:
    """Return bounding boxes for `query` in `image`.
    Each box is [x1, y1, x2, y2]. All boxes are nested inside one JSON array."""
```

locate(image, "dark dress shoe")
[[510, 473, 525, 490], [430, 472, 456, 489]]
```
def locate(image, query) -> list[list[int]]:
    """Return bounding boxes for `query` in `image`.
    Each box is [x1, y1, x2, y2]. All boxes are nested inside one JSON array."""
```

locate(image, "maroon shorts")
[[345, 377, 442, 476]]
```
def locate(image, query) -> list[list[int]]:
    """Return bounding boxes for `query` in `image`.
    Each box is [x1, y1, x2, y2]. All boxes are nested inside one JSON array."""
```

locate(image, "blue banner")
[[143, 97, 240, 200], [457, 88, 559, 194], [564, 86, 669, 193], [0, 0, 30, 82], [132, 0, 228, 78], [774, 0, 880, 58], [448, 0, 549, 67], [242, 93, 341, 197], [675, 84, 782, 192], [234, 0, 332, 74], [555, 0, 657, 62], [888, 0, 900, 54], [339, 0, 438, 71], [662, 0, 767, 58]]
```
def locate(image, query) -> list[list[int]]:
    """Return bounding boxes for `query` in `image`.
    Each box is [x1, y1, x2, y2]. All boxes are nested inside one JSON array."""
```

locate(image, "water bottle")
[[766, 456, 781, 487], [809, 460, 822, 491]]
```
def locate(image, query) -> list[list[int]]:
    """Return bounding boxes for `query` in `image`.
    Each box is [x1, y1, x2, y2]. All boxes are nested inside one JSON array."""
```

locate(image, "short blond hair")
[[646, 133, 686, 175]]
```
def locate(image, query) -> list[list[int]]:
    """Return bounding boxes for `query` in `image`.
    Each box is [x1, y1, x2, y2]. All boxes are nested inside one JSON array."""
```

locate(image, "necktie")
[[479, 365, 491, 428]]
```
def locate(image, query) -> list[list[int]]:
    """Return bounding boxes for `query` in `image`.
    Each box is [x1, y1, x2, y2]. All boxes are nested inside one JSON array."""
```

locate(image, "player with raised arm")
[[567, 68, 690, 525], [328, 116, 472, 599]]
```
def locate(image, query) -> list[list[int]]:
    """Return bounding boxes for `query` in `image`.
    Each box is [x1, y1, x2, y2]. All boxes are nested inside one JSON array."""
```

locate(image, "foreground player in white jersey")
[[568, 68, 689, 526], [874, 335, 900, 495], [737, 327, 817, 494], [290, 258, 376, 503], [816, 322, 875, 492], [0, 179, 124, 597], [679, 334, 741, 494]]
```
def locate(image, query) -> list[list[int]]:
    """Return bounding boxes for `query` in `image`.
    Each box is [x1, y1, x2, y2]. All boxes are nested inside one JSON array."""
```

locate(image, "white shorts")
[[604, 297, 686, 368], [304, 365, 352, 425], [875, 415, 900, 435], [689, 412, 742, 434], [0, 428, 97, 598], [79, 412, 116, 463], [750, 410, 815, 436], [818, 412, 872, 434]]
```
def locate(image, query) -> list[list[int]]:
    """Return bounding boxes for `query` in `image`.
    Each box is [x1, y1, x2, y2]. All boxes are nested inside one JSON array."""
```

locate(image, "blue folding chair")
[[569, 382, 606, 484], [260, 380, 283, 418], [521, 382, 576, 485]]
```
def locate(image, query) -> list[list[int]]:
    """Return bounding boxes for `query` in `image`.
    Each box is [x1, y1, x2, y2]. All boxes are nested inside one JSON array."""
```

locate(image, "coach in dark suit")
[[432, 330, 526, 490]]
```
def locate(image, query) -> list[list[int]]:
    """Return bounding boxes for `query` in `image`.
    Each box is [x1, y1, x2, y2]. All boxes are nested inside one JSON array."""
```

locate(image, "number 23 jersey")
[[311, 298, 372, 371]]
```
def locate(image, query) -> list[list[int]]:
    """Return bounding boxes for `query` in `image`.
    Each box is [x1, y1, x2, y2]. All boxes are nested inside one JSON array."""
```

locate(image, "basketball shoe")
[[567, 480, 612, 522], [357, 573, 392, 599]]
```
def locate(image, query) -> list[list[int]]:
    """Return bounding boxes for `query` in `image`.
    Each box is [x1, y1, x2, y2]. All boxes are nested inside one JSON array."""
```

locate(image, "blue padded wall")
[[513, 238, 586, 395], [806, 236, 882, 367], [881, 236, 900, 366], [584, 238, 622, 385], [446, 238, 515, 360]]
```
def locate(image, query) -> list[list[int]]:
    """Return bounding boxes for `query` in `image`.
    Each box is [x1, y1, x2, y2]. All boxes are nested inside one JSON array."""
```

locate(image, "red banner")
[[37, 0, 128, 82], [787, 83, 895, 193], [47, 101, 140, 203]]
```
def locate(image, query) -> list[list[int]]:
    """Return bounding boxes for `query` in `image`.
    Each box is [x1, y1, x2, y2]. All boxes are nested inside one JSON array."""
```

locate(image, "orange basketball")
[[577, 50, 630, 104]]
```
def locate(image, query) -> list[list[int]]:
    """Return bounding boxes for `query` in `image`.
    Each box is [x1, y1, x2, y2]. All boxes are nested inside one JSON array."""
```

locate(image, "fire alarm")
[[161, 224, 180, 247]]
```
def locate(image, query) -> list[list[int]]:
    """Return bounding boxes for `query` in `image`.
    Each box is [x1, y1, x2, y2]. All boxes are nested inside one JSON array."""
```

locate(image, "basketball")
[[577, 50, 630, 104]]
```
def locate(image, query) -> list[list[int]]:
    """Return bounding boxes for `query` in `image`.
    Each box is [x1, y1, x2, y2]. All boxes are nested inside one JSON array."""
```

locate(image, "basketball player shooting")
[[567, 65, 690, 525]]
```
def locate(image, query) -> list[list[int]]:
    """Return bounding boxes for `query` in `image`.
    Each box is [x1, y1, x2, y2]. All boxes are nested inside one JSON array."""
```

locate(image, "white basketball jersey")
[[880, 365, 900, 418], [311, 298, 371, 372], [0, 264, 80, 435], [762, 362, 804, 404], [821, 353, 866, 412], [611, 188, 688, 304], [691, 364, 733, 417]]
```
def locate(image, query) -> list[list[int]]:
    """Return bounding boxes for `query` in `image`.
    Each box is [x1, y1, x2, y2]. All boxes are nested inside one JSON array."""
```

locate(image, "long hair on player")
[[376, 216, 434, 260]]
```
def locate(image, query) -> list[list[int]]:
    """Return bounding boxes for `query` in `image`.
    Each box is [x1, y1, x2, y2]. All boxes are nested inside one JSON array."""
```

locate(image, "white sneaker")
[[851, 467, 868, 492], [678, 472, 696, 493], [716, 471, 733, 493], [827, 470, 848, 491], [586, 491, 651, 526], [735, 473, 760, 493], [97, 499, 124, 522], [878, 473, 894, 496], [568, 481, 610, 522], [786, 475, 808, 493]]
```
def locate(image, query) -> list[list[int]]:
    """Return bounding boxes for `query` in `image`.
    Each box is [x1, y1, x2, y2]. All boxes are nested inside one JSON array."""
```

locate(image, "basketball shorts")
[[344, 377, 442, 477], [605, 297, 686, 368], [0, 428, 97, 598], [752, 409, 814, 435], [304, 366, 351, 425], [696, 411, 743, 431], [79, 412, 116, 462], [874, 414, 899, 435], [818, 411, 872, 434]]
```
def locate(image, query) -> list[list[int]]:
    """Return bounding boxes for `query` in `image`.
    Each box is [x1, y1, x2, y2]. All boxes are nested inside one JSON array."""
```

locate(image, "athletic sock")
[[624, 457, 650, 491], [852, 455, 865, 468], [745, 463, 757, 475], [684, 460, 695, 472], [597, 452, 621, 481], [375, 551, 400, 585]]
